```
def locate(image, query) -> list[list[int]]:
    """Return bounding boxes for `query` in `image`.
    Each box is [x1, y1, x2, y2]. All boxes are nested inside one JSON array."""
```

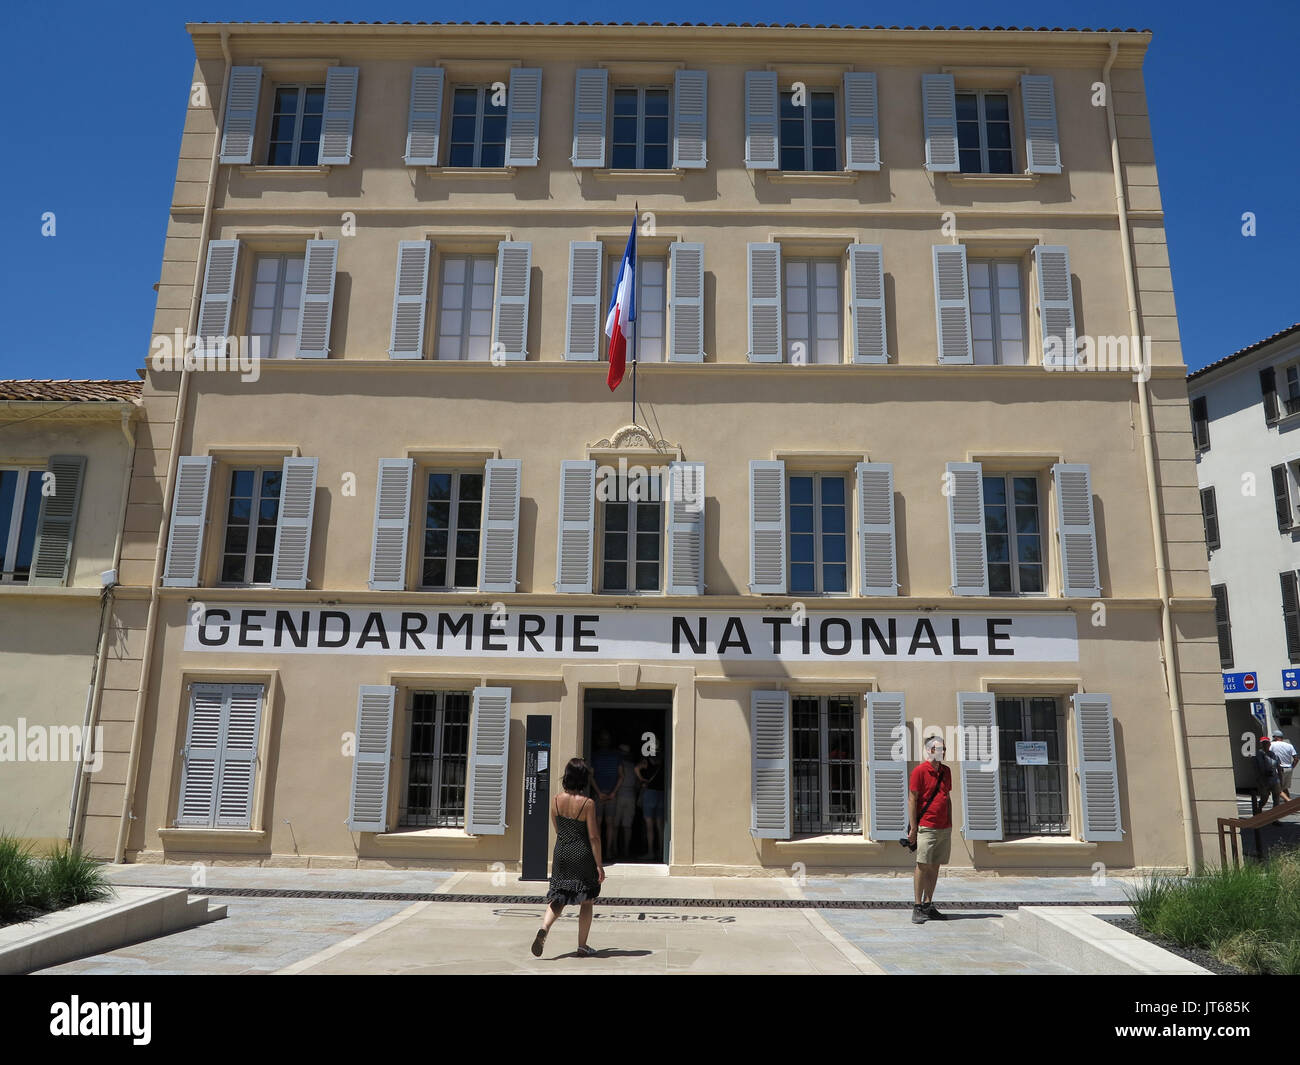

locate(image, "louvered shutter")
[[555, 460, 596, 593], [1282, 572, 1300, 663], [405, 67, 445, 166], [492, 241, 532, 361], [956, 692, 1002, 840], [318, 66, 358, 165], [29, 454, 86, 586], [348, 685, 395, 833], [932, 245, 972, 363], [1072, 693, 1122, 842], [947, 461, 988, 595], [479, 459, 521, 594], [177, 684, 225, 826], [270, 456, 318, 590], [1212, 585, 1233, 669], [218, 66, 262, 164], [389, 240, 431, 359], [750, 690, 791, 839], [744, 71, 779, 170], [673, 69, 708, 168], [215, 684, 263, 828], [196, 240, 240, 355], [367, 458, 413, 591], [1262, 368, 1280, 425], [668, 242, 705, 362], [570, 68, 608, 167], [1035, 245, 1076, 368], [848, 243, 888, 363], [563, 241, 603, 361], [295, 239, 339, 359], [467, 686, 511, 835], [922, 74, 959, 172], [747, 242, 782, 362], [666, 461, 705, 595], [1053, 463, 1100, 598], [505, 68, 542, 166], [856, 462, 897, 596], [162, 456, 213, 587], [1201, 487, 1220, 551], [1020, 75, 1061, 175], [749, 460, 786, 594], [867, 692, 908, 840], [1274, 465, 1294, 532], [843, 72, 880, 171]]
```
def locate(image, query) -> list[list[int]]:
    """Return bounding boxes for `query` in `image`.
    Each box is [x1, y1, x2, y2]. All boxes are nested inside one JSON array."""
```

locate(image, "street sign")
[[1251, 701, 1268, 726], [1284, 669, 1300, 691], [1223, 671, 1259, 695]]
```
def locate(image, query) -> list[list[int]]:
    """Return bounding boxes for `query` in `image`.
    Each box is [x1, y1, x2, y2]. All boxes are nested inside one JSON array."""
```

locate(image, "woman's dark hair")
[[562, 758, 591, 792]]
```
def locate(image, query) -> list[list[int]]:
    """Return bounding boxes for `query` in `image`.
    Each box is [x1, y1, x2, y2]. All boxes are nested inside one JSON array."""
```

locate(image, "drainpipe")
[[1103, 38, 1200, 872], [113, 30, 231, 864]]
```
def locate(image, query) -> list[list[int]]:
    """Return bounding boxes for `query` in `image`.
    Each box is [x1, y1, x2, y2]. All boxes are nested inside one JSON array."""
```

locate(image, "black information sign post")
[[521, 715, 552, 882]]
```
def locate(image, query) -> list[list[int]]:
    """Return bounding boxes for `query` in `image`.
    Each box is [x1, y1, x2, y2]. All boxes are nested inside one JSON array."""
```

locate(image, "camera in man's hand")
[[899, 834, 917, 851]]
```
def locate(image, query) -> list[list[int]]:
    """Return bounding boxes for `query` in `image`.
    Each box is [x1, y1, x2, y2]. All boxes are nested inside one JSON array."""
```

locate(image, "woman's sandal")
[[576, 944, 597, 957], [530, 928, 547, 957]]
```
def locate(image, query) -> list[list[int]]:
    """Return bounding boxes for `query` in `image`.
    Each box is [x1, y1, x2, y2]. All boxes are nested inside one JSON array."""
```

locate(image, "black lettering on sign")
[[907, 618, 941, 656], [988, 618, 1015, 656], [198, 609, 231, 646], [672, 616, 706, 655], [238, 610, 266, 647], [763, 616, 791, 654], [319, 610, 350, 648], [275, 610, 309, 648], [862, 617, 896, 656], [482, 611, 507, 651], [438, 612, 472, 650], [399, 612, 428, 651], [718, 616, 752, 655], [820, 618, 851, 655], [518, 614, 545, 653], [358, 612, 390, 649], [951, 617, 977, 656], [574, 615, 599, 652]]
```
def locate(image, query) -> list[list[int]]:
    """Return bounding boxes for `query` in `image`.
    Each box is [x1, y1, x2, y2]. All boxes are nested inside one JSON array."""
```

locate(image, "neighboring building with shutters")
[[1188, 323, 1300, 792], [75, 21, 1233, 875], [0, 379, 140, 850]]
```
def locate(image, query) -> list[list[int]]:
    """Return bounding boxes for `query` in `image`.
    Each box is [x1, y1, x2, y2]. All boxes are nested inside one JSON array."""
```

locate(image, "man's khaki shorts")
[[916, 827, 951, 865]]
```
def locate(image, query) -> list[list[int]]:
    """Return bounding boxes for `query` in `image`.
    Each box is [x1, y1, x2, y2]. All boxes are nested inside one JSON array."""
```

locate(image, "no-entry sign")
[[1223, 671, 1258, 694]]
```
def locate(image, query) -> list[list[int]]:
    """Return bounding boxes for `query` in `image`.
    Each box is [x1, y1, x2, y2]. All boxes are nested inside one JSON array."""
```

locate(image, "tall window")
[[220, 467, 281, 585], [448, 86, 507, 167], [996, 696, 1068, 837], [779, 89, 838, 171], [400, 690, 471, 828], [969, 260, 1025, 365], [250, 254, 305, 359], [1200, 486, 1220, 551], [1281, 571, 1300, 664], [784, 259, 841, 364], [267, 85, 325, 166], [0, 468, 44, 584], [984, 473, 1044, 594], [601, 474, 662, 593], [1191, 396, 1210, 452], [1282, 365, 1300, 417], [789, 473, 848, 594], [436, 255, 495, 360], [792, 694, 860, 835], [1212, 584, 1234, 669], [611, 87, 670, 169], [421, 470, 483, 589], [606, 256, 666, 362], [957, 90, 1013, 174]]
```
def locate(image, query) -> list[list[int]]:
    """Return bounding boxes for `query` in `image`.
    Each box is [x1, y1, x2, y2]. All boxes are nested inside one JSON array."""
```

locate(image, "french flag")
[[605, 217, 637, 391]]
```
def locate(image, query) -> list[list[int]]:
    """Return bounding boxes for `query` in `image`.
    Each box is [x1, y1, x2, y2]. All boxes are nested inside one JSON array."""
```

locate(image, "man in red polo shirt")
[[908, 735, 953, 923]]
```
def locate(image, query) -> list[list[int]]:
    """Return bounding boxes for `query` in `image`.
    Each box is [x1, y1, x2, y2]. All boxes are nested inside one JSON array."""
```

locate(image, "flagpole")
[[631, 203, 638, 426]]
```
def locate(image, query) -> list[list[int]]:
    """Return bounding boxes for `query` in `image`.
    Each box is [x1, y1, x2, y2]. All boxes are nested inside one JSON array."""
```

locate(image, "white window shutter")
[[162, 456, 213, 587], [30, 454, 86, 586], [1053, 462, 1101, 598], [492, 241, 532, 361], [389, 240, 431, 359], [744, 71, 779, 169], [196, 240, 240, 355], [368, 458, 413, 591], [1072, 693, 1123, 842], [479, 458, 521, 594], [856, 462, 897, 596], [922, 73, 959, 172], [932, 244, 973, 364], [668, 241, 705, 362], [749, 459, 786, 594], [570, 68, 608, 167], [319, 66, 358, 165], [295, 239, 339, 359], [270, 456, 318, 590], [867, 692, 908, 840], [956, 692, 1002, 840], [848, 243, 888, 364], [673, 69, 708, 168], [505, 68, 542, 166], [843, 72, 880, 171], [348, 685, 395, 833], [1035, 245, 1076, 368], [750, 689, 791, 839], [215, 684, 263, 828], [555, 460, 596, 593], [405, 66, 444, 166], [467, 686, 511, 835], [1020, 74, 1061, 175], [947, 461, 988, 595], [666, 461, 706, 595], [219, 66, 262, 164], [563, 241, 603, 361], [177, 684, 225, 826], [747, 242, 782, 362]]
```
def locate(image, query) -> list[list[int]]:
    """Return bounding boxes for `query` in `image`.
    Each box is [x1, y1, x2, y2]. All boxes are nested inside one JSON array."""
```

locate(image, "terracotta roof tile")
[[1187, 324, 1300, 381], [0, 379, 142, 402]]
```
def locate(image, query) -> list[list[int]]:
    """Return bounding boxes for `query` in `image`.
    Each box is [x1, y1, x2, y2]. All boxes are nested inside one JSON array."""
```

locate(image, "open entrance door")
[[583, 689, 670, 865]]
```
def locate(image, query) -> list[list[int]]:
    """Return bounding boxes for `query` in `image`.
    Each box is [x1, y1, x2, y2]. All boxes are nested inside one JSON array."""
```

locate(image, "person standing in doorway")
[[531, 758, 604, 958], [614, 742, 640, 859], [908, 736, 953, 924], [590, 730, 623, 857], [637, 750, 665, 860], [1271, 732, 1296, 802]]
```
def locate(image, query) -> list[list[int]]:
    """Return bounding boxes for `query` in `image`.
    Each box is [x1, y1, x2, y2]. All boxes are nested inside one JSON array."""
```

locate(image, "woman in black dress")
[[531, 757, 604, 958]]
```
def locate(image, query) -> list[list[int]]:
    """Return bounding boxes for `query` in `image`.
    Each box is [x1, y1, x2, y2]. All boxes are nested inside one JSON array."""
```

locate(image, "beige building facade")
[[77, 22, 1235, 874]]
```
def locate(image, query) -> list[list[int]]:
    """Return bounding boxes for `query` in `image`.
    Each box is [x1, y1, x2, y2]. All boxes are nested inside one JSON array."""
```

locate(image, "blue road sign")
[[1284, 669, 1300, 691], [1223, 671, 1259, 695]]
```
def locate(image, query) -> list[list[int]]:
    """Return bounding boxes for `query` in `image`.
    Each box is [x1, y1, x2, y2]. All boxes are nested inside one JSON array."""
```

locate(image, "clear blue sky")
[[1, 0, 1294, 379]]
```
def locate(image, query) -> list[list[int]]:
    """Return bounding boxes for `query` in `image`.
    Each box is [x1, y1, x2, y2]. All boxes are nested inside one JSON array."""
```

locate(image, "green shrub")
[[42, 845, 111, 909], [0, 835, 41, 922]]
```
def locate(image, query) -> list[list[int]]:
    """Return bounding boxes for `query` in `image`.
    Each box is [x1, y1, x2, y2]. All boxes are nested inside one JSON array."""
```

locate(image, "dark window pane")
[[452, 89, 477, 114], [989, 564, 1013, 593], [454, 559, 478, 587], [823, 565, 847, 593], [821, 477, 845, 505], [221, 556, 246, 583], [605, 532, 628, 561], [255, 525, 277, 554], [984, 506, 1008, 535], [822, 534, 846, 564], [988, 150, 1013, 173], [821, 506, 846, 534], [450, 115, 476, 144], [959, 149, 982, 173], [790, 477, 814, 505], [304, 88, 325, 114], [790, 533, 814, 563], [605, 504, 628, 532], [611, 144, 637, 169], [982, 476, 1006, 504], [635, 534, 660, 562], [635, 504, 660, 533], [479, 143, 505, 168], [1016, 508, 1041, 536], [1019, 565, 1044, 593], [426, 501, 450, 529], [1017, 537, 1042, 564], [481, 115, 506, 144], [780, 93, 801, 117], [424, 529, 449, 557], [252, 556, 273, 583], [1013, 478, 1038, 506], [780, 147, 806, 171], [957, 123, 981, 149], [423, 559, 447, 587], [636, 562, 658, 590], [986, 535, 1010, 563], [457, 503, 481, 531], [613, 90, 638, 115], [811, 120, 836, 147], [258, 499, 279, 524], [643, 144, 669, 169], [299, 114, 322, 144], [984, 94, 1010, 121], [645, 90, 669, 115], [604, 562, 627, 590], [644, 117, 668, 144], [790, 564, 815, 593], [448, 142, 474, 167], [812, 147, 836, 171], [986, 122, 1012, 149], [810, 93, 835, 119], [790, 506, 814, 534], [612, 116, 638, 144], [275, 87, 300, 111], [456, 531, 479, 557], [955, 94, 978, 120], [224, 525, 248, 555], [428, 473, 452, 500]]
